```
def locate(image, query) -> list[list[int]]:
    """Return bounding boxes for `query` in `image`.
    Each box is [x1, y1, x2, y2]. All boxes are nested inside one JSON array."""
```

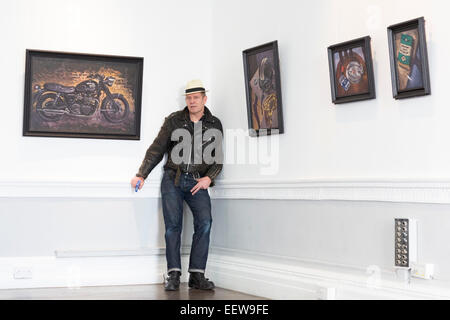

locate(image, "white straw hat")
[[184, 79, 209, 95]]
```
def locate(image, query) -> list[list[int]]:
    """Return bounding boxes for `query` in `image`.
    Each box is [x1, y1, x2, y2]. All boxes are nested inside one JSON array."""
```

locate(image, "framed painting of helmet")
[[327, 36, 376, 104], [23, 49, 143, 140], [243, 41, 284, 137]]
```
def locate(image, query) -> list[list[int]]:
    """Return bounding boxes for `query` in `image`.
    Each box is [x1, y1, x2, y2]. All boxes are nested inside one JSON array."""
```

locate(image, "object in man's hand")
[[135, 180, 141, 192]]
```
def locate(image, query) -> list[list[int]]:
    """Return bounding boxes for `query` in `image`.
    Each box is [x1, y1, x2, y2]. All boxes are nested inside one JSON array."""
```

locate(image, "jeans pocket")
[[166, 169, 176, 179], [187, 175, 199, 187]]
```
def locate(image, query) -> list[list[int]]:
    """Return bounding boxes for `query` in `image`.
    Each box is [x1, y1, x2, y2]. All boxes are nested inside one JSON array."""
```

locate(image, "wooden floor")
[[0, 283, 267, 300]]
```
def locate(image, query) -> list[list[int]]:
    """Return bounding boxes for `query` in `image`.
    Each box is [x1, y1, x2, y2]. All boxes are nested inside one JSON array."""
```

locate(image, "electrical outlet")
[[412, 263, 434, 280], [394, 218, 417, 269], [13, 267, 33, 279], [317, 287, 336, 300]]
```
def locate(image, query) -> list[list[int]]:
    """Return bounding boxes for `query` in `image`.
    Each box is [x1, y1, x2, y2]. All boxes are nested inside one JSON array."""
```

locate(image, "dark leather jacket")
[[136, 106, 223, 186]]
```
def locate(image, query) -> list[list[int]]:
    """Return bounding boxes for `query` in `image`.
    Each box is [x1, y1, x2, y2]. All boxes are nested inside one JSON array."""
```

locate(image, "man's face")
[[185, 92, 207, 115]]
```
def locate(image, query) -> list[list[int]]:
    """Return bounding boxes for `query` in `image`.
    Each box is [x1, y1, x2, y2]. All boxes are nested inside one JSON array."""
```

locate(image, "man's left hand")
[[190, 176, 212, 195]]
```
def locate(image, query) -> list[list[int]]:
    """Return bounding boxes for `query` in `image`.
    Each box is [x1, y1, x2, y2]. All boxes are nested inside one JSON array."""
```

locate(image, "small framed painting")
[[243, 41, 284, 137], [327, 36, 376, 104], [387, 17, 431, 99]]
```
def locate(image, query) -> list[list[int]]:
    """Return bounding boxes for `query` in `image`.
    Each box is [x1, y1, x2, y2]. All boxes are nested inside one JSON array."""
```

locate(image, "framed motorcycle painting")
[[387, 17, 431, 99], [23, 49, 143, 140], [327, 36, 376, 104]]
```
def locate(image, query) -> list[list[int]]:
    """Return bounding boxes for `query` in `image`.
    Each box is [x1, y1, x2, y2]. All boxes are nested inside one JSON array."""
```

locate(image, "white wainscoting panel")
[[0, 249, 191, 290]]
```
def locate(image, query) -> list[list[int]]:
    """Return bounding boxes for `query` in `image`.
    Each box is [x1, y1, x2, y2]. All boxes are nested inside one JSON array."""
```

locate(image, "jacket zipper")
[[186, 120, 211, 172], [186, 121, 193, 172]]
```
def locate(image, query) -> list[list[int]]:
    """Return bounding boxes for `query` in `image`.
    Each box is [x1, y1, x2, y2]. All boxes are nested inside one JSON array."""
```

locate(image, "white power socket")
[[13, 267, 33, 279], [411, 263, 434, 280], [317, 287, 336, 300]]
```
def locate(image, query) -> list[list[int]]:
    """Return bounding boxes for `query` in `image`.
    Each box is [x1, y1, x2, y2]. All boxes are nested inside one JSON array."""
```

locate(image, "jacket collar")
[[180, 106, 215, 123]]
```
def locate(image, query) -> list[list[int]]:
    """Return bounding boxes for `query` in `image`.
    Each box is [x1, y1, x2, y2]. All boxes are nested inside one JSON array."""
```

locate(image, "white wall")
[[0, 0, 212, 183], [211, 199, 450, 280], [211, 0, 447, 181]]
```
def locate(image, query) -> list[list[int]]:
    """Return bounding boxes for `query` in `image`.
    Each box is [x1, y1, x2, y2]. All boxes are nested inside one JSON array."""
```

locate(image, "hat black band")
[[185, 87, 205, 94]]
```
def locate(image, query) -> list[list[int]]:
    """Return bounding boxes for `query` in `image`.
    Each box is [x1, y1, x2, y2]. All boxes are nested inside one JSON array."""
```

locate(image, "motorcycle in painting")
[[33, 73, 129, 123]]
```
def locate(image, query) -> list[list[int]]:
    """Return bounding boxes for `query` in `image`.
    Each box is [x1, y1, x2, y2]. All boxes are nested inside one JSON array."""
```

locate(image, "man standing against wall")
[[131, 80, 223, 291]]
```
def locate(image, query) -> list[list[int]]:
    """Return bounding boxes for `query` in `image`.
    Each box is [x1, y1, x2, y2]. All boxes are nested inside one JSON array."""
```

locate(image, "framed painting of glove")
[[243, 41, 284, 137], [387, 17, 431, 99], [23, 49, 143, 140], [327, 36, 376, 104]]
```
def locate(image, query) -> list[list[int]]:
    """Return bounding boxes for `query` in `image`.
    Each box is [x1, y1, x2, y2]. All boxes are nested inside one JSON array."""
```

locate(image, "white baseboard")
[[207, 247, 450, 300], [0, 255, 166, 290], [0, 248, 195, 290], [2, 247, 450, 299]]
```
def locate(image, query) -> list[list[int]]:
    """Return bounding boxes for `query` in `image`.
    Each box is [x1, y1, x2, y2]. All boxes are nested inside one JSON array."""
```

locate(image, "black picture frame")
[[327, 36, 376, 104], [23, 49, 144, 140], [387, 17, 431, 99], [243, 41, 284, 137]]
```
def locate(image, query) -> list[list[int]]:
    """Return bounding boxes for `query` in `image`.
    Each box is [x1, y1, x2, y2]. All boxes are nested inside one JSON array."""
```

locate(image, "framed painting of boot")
[[387, 17, 431, 99], [243, 41, 284, 137], [23, 49, 143, 140], [327, 36, 376, 104]]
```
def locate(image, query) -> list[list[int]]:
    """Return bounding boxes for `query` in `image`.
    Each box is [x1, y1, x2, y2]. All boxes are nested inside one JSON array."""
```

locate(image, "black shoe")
[[164, 271, 181, 291], [188, 272, 215, 290]]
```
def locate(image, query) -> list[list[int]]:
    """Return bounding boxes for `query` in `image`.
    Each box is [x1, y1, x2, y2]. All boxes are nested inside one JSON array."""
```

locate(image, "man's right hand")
[[131, 176, 145, 190]]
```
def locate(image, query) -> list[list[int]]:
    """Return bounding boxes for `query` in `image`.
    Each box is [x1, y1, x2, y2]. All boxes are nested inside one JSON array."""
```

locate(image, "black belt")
[[173, 167, 201, 186], [183, 171, 201, 178]]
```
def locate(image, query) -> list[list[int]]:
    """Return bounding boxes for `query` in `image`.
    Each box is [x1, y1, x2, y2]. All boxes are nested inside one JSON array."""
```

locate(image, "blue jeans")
[[161, 169, 212, 274]]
